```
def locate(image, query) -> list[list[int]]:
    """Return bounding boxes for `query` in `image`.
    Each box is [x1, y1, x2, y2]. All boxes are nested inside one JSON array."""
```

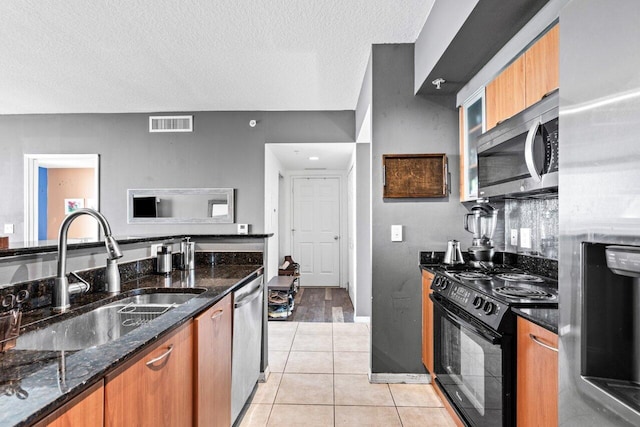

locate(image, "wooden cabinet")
[[516, 317, 558, 427], [34, 381, 104, 427], [486, 55, 526, 130], [194, 294, 232, 427], [525, 25, 559, 109], [485, 24, 559, 130], [105, 322, 193, 427], [421, 269, 435, 374]]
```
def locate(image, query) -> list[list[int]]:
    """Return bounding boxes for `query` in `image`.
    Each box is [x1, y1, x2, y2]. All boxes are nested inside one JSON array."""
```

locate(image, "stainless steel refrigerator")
[[559, 0, 640, 425]]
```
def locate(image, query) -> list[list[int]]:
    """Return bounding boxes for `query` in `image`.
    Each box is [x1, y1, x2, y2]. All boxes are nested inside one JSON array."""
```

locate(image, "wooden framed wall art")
[[382, 153, 448, 198]]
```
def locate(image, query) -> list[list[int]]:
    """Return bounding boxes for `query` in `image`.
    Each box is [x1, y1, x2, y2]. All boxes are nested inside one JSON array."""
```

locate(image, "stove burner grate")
[[494, 286, 555, 300], [454, 272, 491, 281], [495, 273, 544, 283]]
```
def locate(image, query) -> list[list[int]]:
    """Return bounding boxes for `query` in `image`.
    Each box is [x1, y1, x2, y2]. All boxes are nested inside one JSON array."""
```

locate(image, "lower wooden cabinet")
[[516, 316, 558, 427], [34, 380, 104, 427], [104, 322, 193, 427], [194, 293, 233, 427], [421, 269, 435, 375]]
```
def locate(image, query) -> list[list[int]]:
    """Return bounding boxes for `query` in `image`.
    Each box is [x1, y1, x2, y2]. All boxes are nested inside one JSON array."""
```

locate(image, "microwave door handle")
[[524, 119, 542, 182]]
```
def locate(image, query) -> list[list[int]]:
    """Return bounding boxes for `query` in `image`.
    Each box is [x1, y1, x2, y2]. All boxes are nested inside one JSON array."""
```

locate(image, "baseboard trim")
[[258, 367, 270, 383], [368, 373, 432, 384], [354, 315, 370, 323]]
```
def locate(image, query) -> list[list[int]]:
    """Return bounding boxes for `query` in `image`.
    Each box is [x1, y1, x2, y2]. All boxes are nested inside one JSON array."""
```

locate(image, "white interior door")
[[292, 177, 340, 287]]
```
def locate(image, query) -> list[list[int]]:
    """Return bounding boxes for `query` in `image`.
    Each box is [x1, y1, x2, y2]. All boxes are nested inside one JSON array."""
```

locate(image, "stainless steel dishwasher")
[[231, 275, 264, 424]]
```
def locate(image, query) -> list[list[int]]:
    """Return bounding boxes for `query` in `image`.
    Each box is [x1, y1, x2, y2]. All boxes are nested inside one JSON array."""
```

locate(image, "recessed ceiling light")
[[309, 156, 320, 161]]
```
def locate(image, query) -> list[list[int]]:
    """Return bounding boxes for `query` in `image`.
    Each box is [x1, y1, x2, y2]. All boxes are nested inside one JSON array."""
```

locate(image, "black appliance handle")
[[430, 294, 502, 345]]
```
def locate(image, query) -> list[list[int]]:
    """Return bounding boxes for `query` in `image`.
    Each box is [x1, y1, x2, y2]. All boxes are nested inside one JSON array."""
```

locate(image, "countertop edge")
[[512, 307, 559, 334]]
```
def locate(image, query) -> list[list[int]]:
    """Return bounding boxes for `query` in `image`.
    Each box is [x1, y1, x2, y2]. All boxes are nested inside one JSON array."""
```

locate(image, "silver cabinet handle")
[[211, 309, 224, 320], [529, 333, 558, 352], [524, 119, 543, 182], [146, 344, 174, 366]]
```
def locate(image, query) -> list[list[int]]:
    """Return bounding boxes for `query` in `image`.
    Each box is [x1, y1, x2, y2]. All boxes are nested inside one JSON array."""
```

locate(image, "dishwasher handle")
[[234, 283, 263, 308]]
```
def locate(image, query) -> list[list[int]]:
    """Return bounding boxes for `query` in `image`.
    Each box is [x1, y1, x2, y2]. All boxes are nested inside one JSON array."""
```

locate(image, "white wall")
[[264, 145, 284, 280]]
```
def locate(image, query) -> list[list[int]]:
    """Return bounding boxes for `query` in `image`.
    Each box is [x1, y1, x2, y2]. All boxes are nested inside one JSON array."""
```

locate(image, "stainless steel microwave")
[[477, 89, 559, 199]]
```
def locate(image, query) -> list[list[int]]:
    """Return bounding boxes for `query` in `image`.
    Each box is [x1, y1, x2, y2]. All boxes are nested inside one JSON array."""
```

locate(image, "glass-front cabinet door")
[[459, 88, 485, 201]]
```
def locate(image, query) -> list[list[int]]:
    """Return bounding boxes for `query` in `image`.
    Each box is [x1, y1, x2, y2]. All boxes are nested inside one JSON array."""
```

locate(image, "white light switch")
[[3, 224, 14, 234], [391, 225, 403, 242]]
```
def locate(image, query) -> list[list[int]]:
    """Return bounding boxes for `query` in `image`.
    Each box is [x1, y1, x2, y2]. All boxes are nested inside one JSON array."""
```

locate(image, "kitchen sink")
[[14, 291, 203, 351]]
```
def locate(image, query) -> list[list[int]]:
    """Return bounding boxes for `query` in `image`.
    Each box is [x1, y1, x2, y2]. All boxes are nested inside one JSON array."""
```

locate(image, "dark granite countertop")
[[512, 307, 558, 334], [0, 264, 262, 427]]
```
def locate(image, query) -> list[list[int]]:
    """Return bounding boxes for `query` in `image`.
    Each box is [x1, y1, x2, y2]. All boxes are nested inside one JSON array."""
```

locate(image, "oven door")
[[431, 295, 514, 427]]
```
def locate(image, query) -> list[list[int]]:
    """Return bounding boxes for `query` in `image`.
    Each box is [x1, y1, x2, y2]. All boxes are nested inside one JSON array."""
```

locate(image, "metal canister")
[[180, 239, 195, 270], [156, 245, 172, 274]]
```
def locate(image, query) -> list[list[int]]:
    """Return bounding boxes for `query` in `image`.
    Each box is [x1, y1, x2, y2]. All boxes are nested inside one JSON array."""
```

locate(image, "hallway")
[[238, 322, 455, 426]]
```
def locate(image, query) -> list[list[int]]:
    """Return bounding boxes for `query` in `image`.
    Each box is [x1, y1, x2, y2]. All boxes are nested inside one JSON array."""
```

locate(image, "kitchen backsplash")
[[504, 197, 558, 259]]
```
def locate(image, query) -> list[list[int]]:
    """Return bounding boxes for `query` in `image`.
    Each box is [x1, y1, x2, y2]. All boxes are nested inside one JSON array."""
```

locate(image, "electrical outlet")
[[520, 228, 532, 249], [510, 229, 518, 246], [3, 224, 14, 234]]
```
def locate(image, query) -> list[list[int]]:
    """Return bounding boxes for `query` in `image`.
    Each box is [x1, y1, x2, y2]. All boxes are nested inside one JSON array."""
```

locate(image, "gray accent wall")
[[368, 44, 469, 374], [0, 111, 354, 241]]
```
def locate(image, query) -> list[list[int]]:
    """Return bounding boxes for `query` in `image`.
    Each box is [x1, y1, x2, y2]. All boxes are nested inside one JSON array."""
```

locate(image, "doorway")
[[24, 154, 99, 242], [292, 176, 341, 287]]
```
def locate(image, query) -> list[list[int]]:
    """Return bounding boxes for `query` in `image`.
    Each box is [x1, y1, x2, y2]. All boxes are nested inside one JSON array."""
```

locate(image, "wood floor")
[[288, 287, 354, 322]]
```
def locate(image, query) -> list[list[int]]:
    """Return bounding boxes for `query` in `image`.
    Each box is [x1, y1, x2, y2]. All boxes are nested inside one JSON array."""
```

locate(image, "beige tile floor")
[[238, 321, 456, 427]]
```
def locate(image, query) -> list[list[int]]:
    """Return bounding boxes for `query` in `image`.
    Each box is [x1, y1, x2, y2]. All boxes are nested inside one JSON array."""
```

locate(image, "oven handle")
[[431, 295, 502, 345]]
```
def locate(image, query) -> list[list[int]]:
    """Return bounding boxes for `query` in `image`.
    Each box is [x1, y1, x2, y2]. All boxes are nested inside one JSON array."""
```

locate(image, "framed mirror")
[[127, 188, 235, 224]]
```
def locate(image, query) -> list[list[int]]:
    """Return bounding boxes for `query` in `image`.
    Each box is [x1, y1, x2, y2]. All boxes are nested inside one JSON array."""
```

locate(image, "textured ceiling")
[[0, 0, 434, 114]]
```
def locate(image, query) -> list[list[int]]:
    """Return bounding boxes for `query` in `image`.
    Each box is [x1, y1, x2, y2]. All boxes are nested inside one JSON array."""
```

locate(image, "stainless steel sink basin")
[[15, 291, 202, 351]]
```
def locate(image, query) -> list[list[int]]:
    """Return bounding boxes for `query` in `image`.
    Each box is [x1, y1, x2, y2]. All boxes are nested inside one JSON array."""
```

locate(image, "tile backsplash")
[[504, 197, 558, 259]]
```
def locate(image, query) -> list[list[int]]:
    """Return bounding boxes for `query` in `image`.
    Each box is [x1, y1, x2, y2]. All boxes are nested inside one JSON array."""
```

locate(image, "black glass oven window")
[[436, 311, 504, 426]]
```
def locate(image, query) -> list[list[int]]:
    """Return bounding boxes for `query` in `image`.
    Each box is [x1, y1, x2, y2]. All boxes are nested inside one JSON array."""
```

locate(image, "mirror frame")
[[127, 188, 235, 224]]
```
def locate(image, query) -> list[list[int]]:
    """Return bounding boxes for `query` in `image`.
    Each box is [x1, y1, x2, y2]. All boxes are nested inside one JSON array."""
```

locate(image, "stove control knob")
[[473, 296, 484, 309], [483, 301, 496, 315], [440, 278, 449, 290]]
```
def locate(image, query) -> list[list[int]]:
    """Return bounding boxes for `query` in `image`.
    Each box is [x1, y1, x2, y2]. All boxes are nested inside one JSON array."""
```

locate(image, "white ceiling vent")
[[149, 115, 193, 133]]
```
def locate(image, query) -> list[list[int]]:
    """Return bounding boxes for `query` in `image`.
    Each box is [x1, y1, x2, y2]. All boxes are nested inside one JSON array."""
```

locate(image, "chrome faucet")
[[53, 208, 123, 312]]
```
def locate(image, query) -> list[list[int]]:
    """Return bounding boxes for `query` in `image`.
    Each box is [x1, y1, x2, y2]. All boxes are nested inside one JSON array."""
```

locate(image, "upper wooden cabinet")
[[525, 24, 559, 108], [485, 24, 559, 130], [105, 322, 193, 427], [194, 293, 233, 427], [486, 55, 526, 130]]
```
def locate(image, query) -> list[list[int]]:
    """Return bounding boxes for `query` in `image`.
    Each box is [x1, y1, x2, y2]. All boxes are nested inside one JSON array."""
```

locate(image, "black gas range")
[[428, 263, 557, 427]]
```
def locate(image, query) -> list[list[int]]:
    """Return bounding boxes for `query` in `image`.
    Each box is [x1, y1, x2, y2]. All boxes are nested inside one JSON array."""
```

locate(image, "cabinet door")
[[525, 25, 559, 108], [105, 322, 193, 427], [516, 317, 558, 427], [421, 270, 435, 374], [486, 55, 526, 130], [459, 89, 484, 201], [194, 294, 233, 427], [34, 381, 104, 427]]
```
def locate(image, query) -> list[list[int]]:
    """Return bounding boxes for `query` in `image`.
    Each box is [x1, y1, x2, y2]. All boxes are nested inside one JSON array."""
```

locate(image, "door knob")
[[334, 236, 339, 240]]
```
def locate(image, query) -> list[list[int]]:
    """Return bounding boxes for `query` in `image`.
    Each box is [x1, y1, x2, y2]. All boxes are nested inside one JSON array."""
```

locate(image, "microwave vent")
[[149, 115, 193, 133]]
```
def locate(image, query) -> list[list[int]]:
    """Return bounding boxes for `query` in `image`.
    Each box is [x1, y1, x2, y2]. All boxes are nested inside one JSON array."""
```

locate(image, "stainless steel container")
[[156, 245, 172, 274], [443, 240, 465, 265], [180, 239, 195, 270]]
